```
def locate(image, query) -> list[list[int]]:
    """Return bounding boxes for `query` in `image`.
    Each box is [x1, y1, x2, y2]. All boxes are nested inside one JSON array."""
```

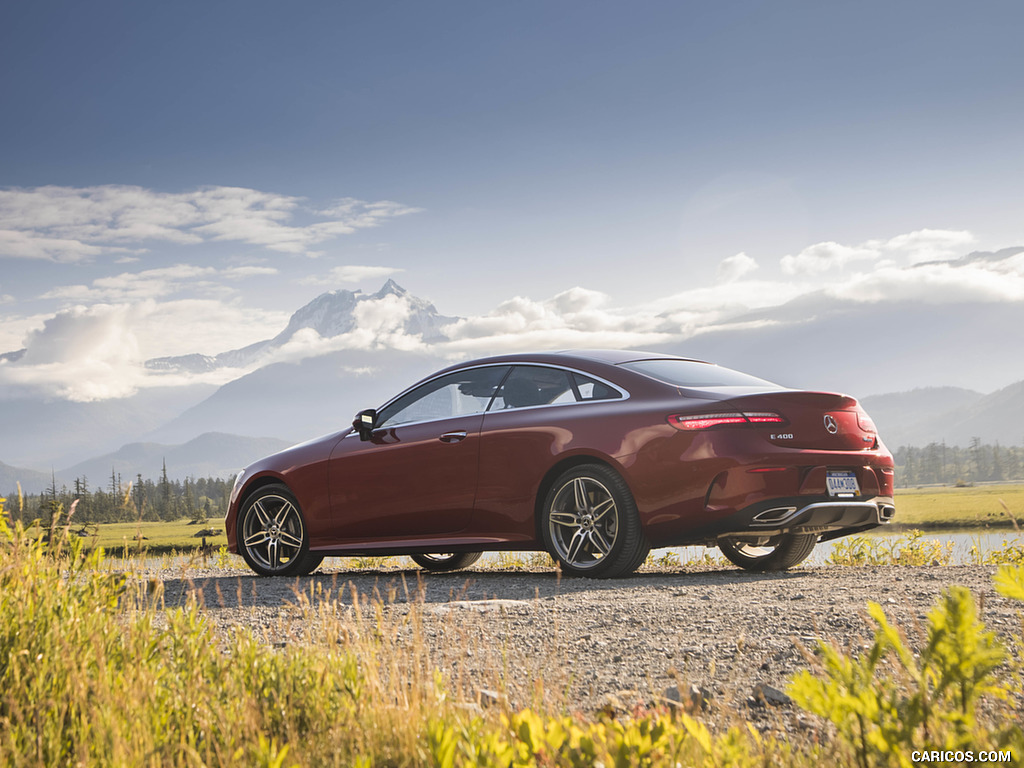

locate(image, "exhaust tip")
[[878, 504, 895, 523], [752, 506, 798, 525]]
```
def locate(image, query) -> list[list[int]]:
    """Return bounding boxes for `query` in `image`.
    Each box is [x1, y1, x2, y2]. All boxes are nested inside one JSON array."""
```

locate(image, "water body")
[[666, 528, 1023, 566]]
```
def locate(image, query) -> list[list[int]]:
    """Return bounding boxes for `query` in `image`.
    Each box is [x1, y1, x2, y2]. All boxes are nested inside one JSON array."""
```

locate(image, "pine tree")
[[159, 460, 173, 520], [133, 473, 145, 516]]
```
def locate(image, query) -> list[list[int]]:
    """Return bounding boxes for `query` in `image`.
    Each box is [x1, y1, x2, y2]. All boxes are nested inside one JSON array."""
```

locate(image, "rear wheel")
[[718, 533, 817, 571], [541, 464, 649, 578], [238, 484, 323, 577], [410, 552, 483, 572]]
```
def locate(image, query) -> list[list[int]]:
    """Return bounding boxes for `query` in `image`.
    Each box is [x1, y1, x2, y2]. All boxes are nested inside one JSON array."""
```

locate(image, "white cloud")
[[716, 252, 759, 283], [650, 279, 810, 317], [0, 185, 421, 261], [299, 265, 404, 286], [441, 287, 673, 354], [0, 229, 113, 262], [884, 229, 974, 264], [831, 261, 1024, 304], [781, 241, 880, 275], [781, 229, 975, 275], [0, 311, 47, 354], [5, 304, 144, 400], [41, 263, 277, 302], [0, 299, 290, 401]]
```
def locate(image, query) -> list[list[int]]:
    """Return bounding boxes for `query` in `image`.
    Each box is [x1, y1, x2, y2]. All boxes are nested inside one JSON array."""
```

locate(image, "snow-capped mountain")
[[146, 279, 457, 374]]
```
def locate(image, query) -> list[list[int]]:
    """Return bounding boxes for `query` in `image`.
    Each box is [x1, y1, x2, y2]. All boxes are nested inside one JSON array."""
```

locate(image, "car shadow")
[[155, 566, 818, 610]]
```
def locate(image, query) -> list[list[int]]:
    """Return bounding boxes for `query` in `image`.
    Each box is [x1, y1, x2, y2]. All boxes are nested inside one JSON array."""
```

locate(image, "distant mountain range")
[[863, 380, 1024, 449], [3, 277, 1024, 496]]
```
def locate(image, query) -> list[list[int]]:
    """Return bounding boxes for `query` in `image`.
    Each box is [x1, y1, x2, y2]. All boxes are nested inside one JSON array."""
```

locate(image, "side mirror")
[[353, 408, 378, 441]]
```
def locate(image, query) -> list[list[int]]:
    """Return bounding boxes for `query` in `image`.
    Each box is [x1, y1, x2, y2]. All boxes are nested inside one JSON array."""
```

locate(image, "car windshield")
[[619, 359, 781, 389]]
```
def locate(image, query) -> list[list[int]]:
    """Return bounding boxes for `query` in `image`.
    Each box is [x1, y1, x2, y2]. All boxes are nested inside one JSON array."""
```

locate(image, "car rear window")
[[573, 372, 622, 401], [619, 359, 780, 389]]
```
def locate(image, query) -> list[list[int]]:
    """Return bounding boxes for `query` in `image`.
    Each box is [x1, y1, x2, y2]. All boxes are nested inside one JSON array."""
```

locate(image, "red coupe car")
[[226, 350, 895, 578]]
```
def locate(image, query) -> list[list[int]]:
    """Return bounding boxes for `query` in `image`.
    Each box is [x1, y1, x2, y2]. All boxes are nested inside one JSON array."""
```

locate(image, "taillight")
[[744, 412, 786, 424], [668, 411, 785, 431]]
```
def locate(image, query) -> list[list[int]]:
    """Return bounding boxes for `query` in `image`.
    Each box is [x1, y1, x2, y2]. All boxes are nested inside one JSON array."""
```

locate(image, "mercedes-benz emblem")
[[823, 414, 839, 434]]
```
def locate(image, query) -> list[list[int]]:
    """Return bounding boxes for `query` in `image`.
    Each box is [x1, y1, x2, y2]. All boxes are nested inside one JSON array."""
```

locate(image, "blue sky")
[[2, 1, 1024, 401]]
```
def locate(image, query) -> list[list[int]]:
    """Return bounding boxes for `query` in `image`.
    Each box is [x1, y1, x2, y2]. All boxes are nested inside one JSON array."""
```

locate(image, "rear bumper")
[[664, 494, 895, 546]]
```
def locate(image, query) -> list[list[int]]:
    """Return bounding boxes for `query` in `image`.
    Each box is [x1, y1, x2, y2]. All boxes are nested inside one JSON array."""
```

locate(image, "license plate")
[[826, 470, 860, 497]]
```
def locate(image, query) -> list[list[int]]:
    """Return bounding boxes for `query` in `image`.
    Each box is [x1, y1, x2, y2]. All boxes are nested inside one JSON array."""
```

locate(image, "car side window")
[[377, 366, 510, 428], [573, 372, 623, 401], [489, 366, 575, 410]]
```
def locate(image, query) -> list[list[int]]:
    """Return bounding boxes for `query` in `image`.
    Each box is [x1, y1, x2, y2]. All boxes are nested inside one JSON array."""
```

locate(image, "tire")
[[718, 532, 817, 571], [410, 552, 483, 572], [541, 464, 649, 579], [237, 484, 321, 577]]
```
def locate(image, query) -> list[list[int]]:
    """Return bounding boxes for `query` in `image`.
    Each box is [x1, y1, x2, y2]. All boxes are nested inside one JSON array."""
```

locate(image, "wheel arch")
[[533, 454, 628, 542], [234, 474, 288, 541]]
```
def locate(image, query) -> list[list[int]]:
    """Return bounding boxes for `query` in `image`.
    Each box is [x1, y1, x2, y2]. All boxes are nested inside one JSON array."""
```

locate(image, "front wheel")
[[238, 484, 323, 577], [541, 464, 649, 579], [409, 552, 483, 572], [718, 532, 817, 571]]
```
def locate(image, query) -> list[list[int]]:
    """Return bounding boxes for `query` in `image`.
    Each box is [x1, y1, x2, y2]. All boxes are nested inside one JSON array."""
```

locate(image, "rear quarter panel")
[[473, 397, 679, 539]]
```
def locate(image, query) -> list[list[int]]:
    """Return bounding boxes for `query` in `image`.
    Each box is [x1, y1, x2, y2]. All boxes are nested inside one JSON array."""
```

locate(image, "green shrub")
[[827, 530, 954, 566], [789, 570, 1024, 767]]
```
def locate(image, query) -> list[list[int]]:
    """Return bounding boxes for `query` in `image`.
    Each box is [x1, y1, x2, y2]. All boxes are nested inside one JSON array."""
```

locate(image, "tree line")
[[3, 461, 235, 526], [894, 439, 1024, 487]]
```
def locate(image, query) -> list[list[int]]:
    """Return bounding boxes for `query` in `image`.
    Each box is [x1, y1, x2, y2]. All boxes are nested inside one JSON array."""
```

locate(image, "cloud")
[[0, 300, 290, 401], [716, 252, 759, 283], [831, 261, 1024, 304], [4, 304, 144, 400], [884, 229, 975, 265], [781, 229, 975, 275], [781, 241, 880, 275], [41, 263, 278, 302], [299, 265, 404, 286], [0, 185, 421, 261], [441, 287, 674, 354], [0, 229, 113, 262]]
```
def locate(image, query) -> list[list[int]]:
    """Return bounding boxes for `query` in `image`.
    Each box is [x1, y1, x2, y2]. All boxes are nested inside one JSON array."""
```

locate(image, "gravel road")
[[147, 561, 1022, 733]]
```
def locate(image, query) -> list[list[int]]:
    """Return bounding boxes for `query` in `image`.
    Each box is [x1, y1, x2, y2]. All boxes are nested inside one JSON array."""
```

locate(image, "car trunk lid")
[[722, 390, 878, 451]]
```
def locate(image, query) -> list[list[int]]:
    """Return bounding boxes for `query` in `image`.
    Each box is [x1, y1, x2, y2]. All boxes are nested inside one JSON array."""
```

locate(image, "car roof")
[[443, 349, 708, 368]]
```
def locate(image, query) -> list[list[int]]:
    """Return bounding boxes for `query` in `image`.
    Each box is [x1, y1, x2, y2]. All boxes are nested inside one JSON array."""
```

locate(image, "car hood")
[[244, 429, 347, 473]]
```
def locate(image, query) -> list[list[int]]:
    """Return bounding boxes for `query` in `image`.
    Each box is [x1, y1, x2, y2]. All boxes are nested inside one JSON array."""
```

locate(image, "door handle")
[[439, 431, 468, 443]]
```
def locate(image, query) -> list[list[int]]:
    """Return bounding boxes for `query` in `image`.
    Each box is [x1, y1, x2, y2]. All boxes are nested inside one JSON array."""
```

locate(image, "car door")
[[326, 365, 510, 542]]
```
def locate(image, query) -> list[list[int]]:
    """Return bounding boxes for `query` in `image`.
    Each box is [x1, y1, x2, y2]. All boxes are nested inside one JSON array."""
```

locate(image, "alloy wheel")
[[547, 476, 620, 570], [241, 491, 306, 574]]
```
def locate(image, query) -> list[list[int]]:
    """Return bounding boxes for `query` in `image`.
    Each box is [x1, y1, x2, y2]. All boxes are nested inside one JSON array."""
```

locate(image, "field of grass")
[[74, 519, 225, 554], [893, 483, 1024, 529]]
